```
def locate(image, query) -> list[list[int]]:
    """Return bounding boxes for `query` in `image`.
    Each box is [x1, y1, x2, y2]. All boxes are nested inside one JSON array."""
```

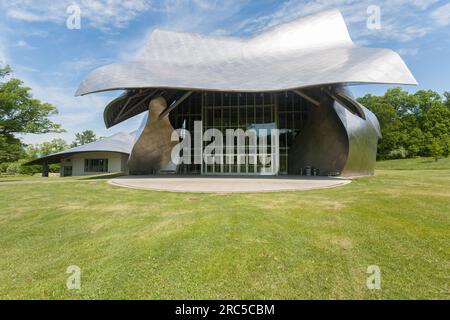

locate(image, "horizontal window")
[[84, 159, 109, 173]]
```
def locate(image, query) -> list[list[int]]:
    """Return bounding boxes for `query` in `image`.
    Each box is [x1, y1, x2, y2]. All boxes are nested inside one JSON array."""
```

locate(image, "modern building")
[[32, 9, 417, 177], [27, 132, 134, 177]]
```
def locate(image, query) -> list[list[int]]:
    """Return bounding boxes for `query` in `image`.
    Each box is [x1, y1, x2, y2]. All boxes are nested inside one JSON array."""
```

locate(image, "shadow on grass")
[[419, 159, 436, 163], [78, 172, 126, 180]]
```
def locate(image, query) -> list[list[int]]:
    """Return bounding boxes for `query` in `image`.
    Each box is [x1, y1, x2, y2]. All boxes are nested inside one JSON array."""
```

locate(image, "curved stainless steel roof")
[[102, 89, 183, 128], [76, 9, 417, 97], [26, 132, 135, 165]]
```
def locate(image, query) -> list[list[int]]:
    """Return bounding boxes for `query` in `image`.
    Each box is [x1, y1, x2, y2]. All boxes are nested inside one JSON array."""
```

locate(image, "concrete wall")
[[60, 152, 128, 177]]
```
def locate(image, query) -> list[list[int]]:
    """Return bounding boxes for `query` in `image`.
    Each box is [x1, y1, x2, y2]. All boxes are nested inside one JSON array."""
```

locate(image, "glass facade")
[[169, 91, 310, 175], [275, 92, 309, 174], [169, 92, 202, 174], [203, 92, 276, 175]]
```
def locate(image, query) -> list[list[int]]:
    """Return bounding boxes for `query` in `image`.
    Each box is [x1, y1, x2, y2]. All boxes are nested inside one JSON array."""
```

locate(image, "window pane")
[[84, 159, 108, 173]]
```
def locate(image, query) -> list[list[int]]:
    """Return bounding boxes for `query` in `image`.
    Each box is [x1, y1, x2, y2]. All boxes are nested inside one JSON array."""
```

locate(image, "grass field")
[[0, 158, 449, 299], [375, 157, 450, 170]]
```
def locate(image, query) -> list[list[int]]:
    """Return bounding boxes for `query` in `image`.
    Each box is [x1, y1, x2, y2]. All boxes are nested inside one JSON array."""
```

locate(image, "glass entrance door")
[[202, 92, 278, 176]]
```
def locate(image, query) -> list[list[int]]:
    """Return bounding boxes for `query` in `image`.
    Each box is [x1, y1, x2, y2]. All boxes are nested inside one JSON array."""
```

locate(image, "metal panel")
[[75, 9, 416, 97], [333, 87, 380, 176], [128, 96, 178, 175], [288, 89, 349, 176], [288, 85, 381, 177], [103, 89, 191, 128]]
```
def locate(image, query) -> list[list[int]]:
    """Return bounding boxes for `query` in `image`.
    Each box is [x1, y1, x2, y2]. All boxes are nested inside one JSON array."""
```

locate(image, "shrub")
[[0, 162, 11, 173], [388, 147, 408, 159], [6, 162, 22, 175], [6, 160, 41, 175]]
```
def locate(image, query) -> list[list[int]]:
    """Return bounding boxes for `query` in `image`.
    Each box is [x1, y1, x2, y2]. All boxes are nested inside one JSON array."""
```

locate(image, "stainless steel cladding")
[[128, 96, 178, 175], [74, 9, 417, 177], [289, 86, 381, 177], [76, 9, 416, 97]]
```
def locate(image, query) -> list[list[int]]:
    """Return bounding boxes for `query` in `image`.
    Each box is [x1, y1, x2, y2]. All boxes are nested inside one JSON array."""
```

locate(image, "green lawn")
[[376, 156, 450, 170], [0, 158, 449, 299]]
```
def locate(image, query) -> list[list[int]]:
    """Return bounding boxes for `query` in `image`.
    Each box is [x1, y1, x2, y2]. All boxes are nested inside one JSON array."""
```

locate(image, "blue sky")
[[0, 0, 449, 145]]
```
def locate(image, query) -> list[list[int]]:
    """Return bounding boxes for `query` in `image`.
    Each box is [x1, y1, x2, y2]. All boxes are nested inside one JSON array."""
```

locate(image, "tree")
[[0, 69, 63, 136], [0, 64, 63, 164], [71, 130, 97, 147], [5, 138, 69, 175], [358, 91, 403, 159], [358, 88, 450, 160], [0, 65, 11, 78], [26, 138, 68, 159], [429, 138, 445, 161], [444, 92, 450, 108], [0, 134, 24, 163]]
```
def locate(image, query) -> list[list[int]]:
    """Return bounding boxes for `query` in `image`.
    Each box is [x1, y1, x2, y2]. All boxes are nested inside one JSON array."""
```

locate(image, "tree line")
[[357, 88, 450, 161]]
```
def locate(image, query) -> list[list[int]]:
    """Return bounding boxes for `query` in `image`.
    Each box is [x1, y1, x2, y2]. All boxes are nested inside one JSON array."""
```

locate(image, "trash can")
[[304, 166, 312, 176]]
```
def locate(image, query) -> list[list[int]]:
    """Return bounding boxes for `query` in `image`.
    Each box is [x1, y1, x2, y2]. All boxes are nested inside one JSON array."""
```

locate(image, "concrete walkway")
[[109, 176, 351, 193]]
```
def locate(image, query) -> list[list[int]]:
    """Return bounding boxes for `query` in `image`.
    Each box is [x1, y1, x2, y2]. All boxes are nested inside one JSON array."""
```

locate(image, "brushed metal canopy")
[[76, 9, 417, 97]]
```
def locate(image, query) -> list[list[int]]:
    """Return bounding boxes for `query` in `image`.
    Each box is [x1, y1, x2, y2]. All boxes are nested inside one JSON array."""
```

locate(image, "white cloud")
[[1, 0, 248, 33], [0, 45, 6, 64], [16, 76, 122, 144], [3, 0, 445, 42], [0, 31, 7, 64], [0, 54, 6, 66], [60, 57, 114, 77], [16, 40, 28, 47], [1, 0, 152, 31], [376, 23, 433, 42], [396, 48, 419, 56], [235, 0, 444, 44], [430, 3, 450, 26], [7, 8, 52, 22], [411, 0, 439, 10], [153, 0, 247, 33]]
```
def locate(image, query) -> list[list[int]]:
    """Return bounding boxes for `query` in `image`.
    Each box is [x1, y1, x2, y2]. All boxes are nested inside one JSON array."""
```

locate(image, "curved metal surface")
[[333, 87, 380, 176], [76, 9, 416, 97], [25, 132, 135, 165], [104, 89, 190, 128], [103, 89, 158, 128], [127, 96, 178, 175], [288, 85, 380, 177], [288, 89, 349, 176]]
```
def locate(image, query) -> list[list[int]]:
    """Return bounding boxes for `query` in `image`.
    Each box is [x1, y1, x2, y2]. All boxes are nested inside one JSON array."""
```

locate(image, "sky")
[[0, 0, 449, 145]]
